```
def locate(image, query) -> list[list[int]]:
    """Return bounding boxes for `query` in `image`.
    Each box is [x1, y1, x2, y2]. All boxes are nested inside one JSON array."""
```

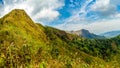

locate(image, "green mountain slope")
[[0, 9, 120, 68], [0, 9, 49, 68]]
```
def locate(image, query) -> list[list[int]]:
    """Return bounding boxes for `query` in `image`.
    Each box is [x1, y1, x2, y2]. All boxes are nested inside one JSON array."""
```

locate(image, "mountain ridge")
[[69, 29, 105, 39], [100, 30, 120, 38], [0, 9, 120, 68], [0, 9, 48, 46]]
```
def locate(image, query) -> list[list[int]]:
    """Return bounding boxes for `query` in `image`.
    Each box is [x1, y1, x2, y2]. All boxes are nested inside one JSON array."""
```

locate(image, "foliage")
[[0, 9, 120, 68]]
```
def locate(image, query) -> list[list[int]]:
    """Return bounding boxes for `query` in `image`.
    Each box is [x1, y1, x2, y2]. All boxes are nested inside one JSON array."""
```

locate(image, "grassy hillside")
[[0, 9, 49, 68], [0, 9, 120, 68]]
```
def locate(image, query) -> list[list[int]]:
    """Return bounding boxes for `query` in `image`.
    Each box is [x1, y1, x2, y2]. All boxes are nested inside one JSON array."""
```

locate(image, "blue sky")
[[52, 0, 96, 25], [0, 0, 3, 4], [0, 0, 120, 34]]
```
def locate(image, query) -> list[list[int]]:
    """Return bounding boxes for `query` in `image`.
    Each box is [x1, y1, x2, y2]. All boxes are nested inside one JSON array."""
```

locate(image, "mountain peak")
[[79, 29, 89, 34], [11, 9, 25, 13], [81, 29, 89, 32], [4, 9, 32, 21], [1, 9, 35, 27], [69, 29, 105, 39], [0, 9, 47, 43], [9, 9, 26, 15]]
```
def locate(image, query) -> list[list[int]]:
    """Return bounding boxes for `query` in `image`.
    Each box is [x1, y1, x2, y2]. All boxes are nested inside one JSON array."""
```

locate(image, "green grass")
[[0, 9, 120, 68]]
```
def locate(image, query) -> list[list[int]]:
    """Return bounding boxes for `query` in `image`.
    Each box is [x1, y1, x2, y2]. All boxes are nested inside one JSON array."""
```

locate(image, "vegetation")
[[0, 9, 120, 68]]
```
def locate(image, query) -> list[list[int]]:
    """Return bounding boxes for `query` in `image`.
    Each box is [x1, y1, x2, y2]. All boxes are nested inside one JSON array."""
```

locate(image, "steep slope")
[[42, 26, 120, 67], [38, 25, 109, 67], [0, 9, 49, 67], [0, 9, 47, 45], [69, 29, 105, 39], [0, 9, 120, 68], [0, 9, 101, 68], [100, 30, 120, 38]]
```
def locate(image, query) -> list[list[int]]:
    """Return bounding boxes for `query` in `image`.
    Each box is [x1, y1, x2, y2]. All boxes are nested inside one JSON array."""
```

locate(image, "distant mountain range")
[[100, 30, 120, 38], [68, 29, 105, 39]]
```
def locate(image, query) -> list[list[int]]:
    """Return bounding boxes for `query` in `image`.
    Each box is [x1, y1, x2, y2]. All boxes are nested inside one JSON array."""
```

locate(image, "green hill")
[[0, 9, 120, 68]]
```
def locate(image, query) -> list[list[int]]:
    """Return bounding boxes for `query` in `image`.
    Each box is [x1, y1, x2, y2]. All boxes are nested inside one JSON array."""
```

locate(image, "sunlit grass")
[[0, 9, 120, 68]]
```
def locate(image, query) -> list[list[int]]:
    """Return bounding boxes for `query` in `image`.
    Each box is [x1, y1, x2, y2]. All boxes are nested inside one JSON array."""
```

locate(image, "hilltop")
[[0, 9, 120, 68]]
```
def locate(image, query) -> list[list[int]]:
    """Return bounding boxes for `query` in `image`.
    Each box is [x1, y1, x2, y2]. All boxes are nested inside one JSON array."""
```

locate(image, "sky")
[[0, 0, 120, 34]]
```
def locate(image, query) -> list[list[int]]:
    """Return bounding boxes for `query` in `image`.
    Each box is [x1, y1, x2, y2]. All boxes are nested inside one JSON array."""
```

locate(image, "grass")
[[0, 9, 120, 68]]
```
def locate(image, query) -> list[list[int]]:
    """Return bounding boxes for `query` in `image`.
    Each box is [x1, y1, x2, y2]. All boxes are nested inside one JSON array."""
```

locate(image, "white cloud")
[[84, 19, 120, 34], [90, 0, 119, 17], [91, 0, 110, 11], [62, 0, 93, 25], [33, 8, 59, 22], [0, 0, 64, 24], [56, 0, 120, 34], [55, 19, 120, 34]]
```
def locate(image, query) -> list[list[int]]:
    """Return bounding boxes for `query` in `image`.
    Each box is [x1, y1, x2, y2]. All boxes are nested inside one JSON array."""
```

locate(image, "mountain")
[[0, 9, 48, 47], [100, 30, 120, 38], [0, 9, 120, 68], [69, 29, 105, 39]]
